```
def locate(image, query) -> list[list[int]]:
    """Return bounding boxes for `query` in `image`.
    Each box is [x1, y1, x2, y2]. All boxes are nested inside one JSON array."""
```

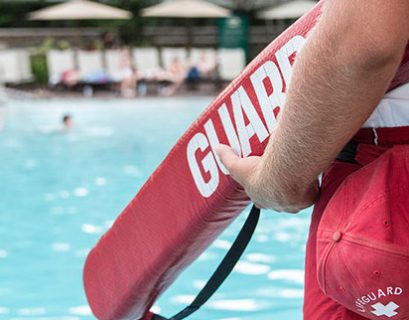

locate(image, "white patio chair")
[[77, 50, 105, 82], [105, 49, 123, 81], [189, 48, 218, 78], [189, 48, 217, 66], [132, 47, 161, 79], [46, 50, 76, 85], [161, 47, 188, 70], [217, 48, 246, 81], [0, 49, 33, 84], [17, 50, 33, 82]]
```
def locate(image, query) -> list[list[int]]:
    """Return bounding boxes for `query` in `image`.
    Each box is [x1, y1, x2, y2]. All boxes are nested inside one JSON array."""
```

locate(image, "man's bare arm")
[[218, 0, 409, 212]]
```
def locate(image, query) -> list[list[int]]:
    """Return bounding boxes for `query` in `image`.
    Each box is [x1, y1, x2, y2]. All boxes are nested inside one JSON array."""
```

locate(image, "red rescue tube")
[[83, 1, 409, 319]]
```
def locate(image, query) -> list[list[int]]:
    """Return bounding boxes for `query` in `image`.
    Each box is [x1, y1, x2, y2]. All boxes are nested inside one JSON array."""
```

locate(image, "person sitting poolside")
[[156, 56, 188, 96], [186, 52, 218, 90], [196, 52, 217, 78], [109, 47, 139, 99], [61, 69, 81, 88]]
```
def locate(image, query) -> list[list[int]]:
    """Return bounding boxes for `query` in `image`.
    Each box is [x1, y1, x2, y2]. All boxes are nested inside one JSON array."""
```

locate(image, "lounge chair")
[[46, 50, 76, 86], [217, 48, 246, 81], [105, 49, 123, 82], [161, 47, 188, 71], [77, 50, 109, 85], [132, 47, 161, 80], [0, 49, 33, 84], [189, 48, 217, 68], [189, 47, 218, 79]]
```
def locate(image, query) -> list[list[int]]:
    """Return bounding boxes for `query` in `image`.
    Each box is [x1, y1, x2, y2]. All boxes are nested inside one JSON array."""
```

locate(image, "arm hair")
[[255, 0, 409, 206]]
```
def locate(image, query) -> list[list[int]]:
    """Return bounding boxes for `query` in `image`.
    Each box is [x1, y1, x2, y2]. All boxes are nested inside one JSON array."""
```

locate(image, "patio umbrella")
[[28, 0, 132, 21], [141, 0, 231, 18], [211, 0, 282, 12], [257, 0, 317, 20]]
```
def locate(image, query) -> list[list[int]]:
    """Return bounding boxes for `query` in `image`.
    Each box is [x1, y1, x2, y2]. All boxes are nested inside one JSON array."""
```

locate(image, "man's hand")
[[216, 144, 319, 213]]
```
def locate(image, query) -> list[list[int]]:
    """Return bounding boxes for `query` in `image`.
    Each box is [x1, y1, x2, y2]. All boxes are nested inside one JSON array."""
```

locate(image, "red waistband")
[[354, 127, 409, 146]]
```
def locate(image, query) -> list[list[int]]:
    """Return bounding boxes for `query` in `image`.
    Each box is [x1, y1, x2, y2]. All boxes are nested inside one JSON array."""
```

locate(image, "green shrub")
[[30, 53, 48, 85]]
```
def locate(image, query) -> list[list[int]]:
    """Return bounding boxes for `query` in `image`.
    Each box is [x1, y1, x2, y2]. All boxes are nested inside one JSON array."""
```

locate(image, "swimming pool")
[[0, 97, 312, 320]]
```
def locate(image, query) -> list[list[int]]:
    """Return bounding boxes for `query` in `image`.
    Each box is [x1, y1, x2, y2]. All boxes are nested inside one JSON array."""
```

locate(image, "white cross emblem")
[[371, 302, 399, 318]]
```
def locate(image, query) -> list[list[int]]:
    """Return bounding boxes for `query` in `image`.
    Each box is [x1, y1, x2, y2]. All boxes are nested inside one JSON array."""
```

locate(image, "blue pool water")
[[0, 97, 312, 320]]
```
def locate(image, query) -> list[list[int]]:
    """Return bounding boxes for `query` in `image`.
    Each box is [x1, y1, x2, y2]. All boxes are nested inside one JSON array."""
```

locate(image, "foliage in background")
[[0, 0, 159, 45], [30, 53, 48, 84], [29, 37, 73, 84], [0, 0, 287, 46]]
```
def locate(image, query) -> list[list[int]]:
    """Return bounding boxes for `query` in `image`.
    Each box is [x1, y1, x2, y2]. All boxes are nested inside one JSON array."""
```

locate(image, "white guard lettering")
[[204, 119, 229, 174], [187, 132, 219, 198], [218, 103, 242, 156], [232, 86, 269, 157], [203, 103, 243, 175], [355, 287, 404, 315], [250, 60, 285, 133], [275, 35, 306, 90]]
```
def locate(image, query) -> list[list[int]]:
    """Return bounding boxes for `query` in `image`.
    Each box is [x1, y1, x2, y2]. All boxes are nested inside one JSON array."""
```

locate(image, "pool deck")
[[6, 81, 223, 101]]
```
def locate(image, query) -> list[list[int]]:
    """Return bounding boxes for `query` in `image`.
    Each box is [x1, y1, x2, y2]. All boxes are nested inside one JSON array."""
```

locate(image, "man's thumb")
[[216, 144, 240, 173]]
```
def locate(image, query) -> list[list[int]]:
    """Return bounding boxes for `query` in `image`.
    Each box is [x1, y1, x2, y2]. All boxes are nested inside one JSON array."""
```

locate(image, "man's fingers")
[[216, 144, 247, 184], [216, 144, 261, 188], [216, 144, 240, 173]]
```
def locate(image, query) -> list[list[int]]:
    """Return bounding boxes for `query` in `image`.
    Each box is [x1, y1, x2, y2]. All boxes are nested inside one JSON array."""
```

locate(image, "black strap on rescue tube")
[[336, 140, 358, 164], [152, 205, 261, 320]]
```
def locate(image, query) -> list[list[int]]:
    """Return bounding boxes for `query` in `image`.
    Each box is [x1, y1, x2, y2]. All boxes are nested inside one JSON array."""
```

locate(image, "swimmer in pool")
[[62, 114, 73, 131]]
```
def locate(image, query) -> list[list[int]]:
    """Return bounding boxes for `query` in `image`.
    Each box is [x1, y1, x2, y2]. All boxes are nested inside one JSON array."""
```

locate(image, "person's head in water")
[[62, 114, 73, 130]]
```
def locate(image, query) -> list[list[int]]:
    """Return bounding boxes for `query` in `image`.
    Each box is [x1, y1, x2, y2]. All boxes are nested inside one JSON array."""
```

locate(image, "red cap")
[[317, 146, 409, 319]]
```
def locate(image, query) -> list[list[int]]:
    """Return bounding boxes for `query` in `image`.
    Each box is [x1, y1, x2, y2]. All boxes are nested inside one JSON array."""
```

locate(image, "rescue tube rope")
[[153, 205, 261, 320]]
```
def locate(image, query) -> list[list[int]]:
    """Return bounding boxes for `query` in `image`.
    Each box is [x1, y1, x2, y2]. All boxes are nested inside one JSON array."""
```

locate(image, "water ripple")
[[95, 177, 107, 186], [212, 239, 231, 250], [208, 299, 267, 312], [0, 249, 8, 258], [268, 269, 304, 285], [171, 295, 195, 305], [234, 261, 270, 275], [74, 188, 89, 198], [245, 253, 276, 264], [51, 243, 71, 252], [17, 307, 46, 316], [0, 307, 10, 314], [68, 305, 92, 316], [81, 224, 103, 234]]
